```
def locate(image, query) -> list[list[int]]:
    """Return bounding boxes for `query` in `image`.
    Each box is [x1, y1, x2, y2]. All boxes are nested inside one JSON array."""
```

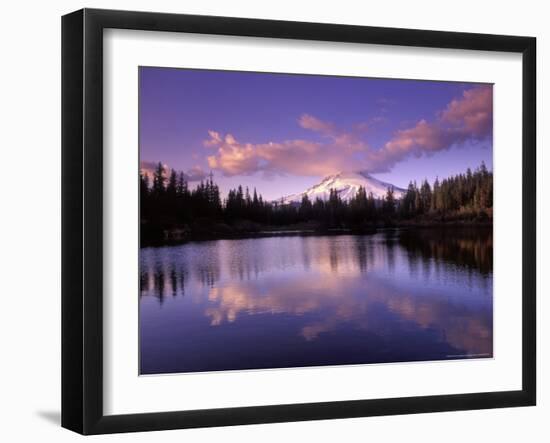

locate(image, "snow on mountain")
[[277, 171, 406, 205]]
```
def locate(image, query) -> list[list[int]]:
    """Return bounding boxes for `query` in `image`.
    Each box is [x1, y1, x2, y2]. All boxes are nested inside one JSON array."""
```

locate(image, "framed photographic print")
[[62, 8, 536, 434]]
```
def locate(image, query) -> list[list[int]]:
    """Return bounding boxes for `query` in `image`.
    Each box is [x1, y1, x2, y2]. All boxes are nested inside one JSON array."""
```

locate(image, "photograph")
[[138, 67, 494, 375]]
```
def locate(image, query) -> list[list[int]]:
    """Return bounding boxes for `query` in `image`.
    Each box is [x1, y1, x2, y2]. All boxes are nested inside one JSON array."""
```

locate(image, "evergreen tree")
[[383, 186, 395, 216], [299, 194, 313, 220], [167, 169, 178, 197], [152, 162, 166, 195], [176, 172, 188, 196], [366, 192, 376, 219], [401, 181, 417, 217], [140, 172, 149, 197], [420, 180, 432, 214]]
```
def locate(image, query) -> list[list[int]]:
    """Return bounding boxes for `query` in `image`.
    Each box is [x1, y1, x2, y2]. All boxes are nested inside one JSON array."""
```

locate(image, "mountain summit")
[[278, 171, 406, 205]]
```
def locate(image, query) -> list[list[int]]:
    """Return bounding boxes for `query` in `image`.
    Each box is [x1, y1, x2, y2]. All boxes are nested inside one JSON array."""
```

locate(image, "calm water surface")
[[140, 229, 492, 374]]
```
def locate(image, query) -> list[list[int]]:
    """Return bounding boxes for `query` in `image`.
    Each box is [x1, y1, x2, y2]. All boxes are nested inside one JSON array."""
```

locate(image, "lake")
[[139, 228, 493, 374]]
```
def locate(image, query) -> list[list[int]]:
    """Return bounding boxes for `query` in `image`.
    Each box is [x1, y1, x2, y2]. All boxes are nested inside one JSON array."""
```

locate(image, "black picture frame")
[[62, 8, 536, 435]]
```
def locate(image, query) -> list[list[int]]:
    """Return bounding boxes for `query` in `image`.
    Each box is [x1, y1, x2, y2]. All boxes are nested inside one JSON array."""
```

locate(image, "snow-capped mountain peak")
[[277, 171, 405, 205]]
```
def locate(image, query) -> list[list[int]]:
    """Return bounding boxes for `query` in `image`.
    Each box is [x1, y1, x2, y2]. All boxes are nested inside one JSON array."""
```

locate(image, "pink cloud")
[[203, 130, 223, 147], [204, 85, 492, 177], [366, 85, 493, 172], [205, 113, 370, 177], [206, 133, 368, 177], [440, 85, 493, 137], [298, 114, 336, 135]]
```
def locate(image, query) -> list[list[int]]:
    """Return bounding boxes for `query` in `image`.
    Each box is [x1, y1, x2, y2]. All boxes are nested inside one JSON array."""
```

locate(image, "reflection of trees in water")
[[301, 236, 374, 276], [153, 265, 165, 303], [301, 238, 312, 271], [141, 262, 216, 300], [140, 228, 492, 305], [329, 239, 339, 273], [139, 260, 189, 303], [227, 254, 260, 282], [396, 228, 493, 275], [353, 237, 368, 273], [385, 234, 397, 272], [196, 263, 220, 288], [221, 239, 292, 282], [141, 241, 223, 302], [169, 265, 183, 297], [227, 236, 375, 278], [139, 271, 149, 297]]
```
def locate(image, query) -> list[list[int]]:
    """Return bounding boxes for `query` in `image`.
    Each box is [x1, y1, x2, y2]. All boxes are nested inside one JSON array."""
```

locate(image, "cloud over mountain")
[[205, 120, 368, 177], [204, 85, 492, 177]]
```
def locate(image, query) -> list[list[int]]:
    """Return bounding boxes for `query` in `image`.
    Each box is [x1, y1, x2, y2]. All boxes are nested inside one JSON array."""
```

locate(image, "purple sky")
[[139, 67, 493, 201]]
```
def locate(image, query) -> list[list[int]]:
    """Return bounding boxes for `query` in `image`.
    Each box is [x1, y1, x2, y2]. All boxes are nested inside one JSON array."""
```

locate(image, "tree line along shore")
[[140, 162, 493, 244]]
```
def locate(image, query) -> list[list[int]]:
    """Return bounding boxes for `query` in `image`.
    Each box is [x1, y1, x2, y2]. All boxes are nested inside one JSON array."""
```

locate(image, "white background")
[[0, 0, 547, 441]]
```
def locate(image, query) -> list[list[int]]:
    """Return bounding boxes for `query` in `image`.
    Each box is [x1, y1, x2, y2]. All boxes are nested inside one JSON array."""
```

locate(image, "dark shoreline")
[[140, 221, 492, 248]]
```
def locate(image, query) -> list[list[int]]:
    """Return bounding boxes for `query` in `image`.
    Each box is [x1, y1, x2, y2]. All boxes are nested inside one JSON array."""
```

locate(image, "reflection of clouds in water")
[[205, 274, 347, 326], [201, 272, 492, 356], [140, 230, 493, 359], [301, 298, 368, 341], [381, 286, 492, 356]]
